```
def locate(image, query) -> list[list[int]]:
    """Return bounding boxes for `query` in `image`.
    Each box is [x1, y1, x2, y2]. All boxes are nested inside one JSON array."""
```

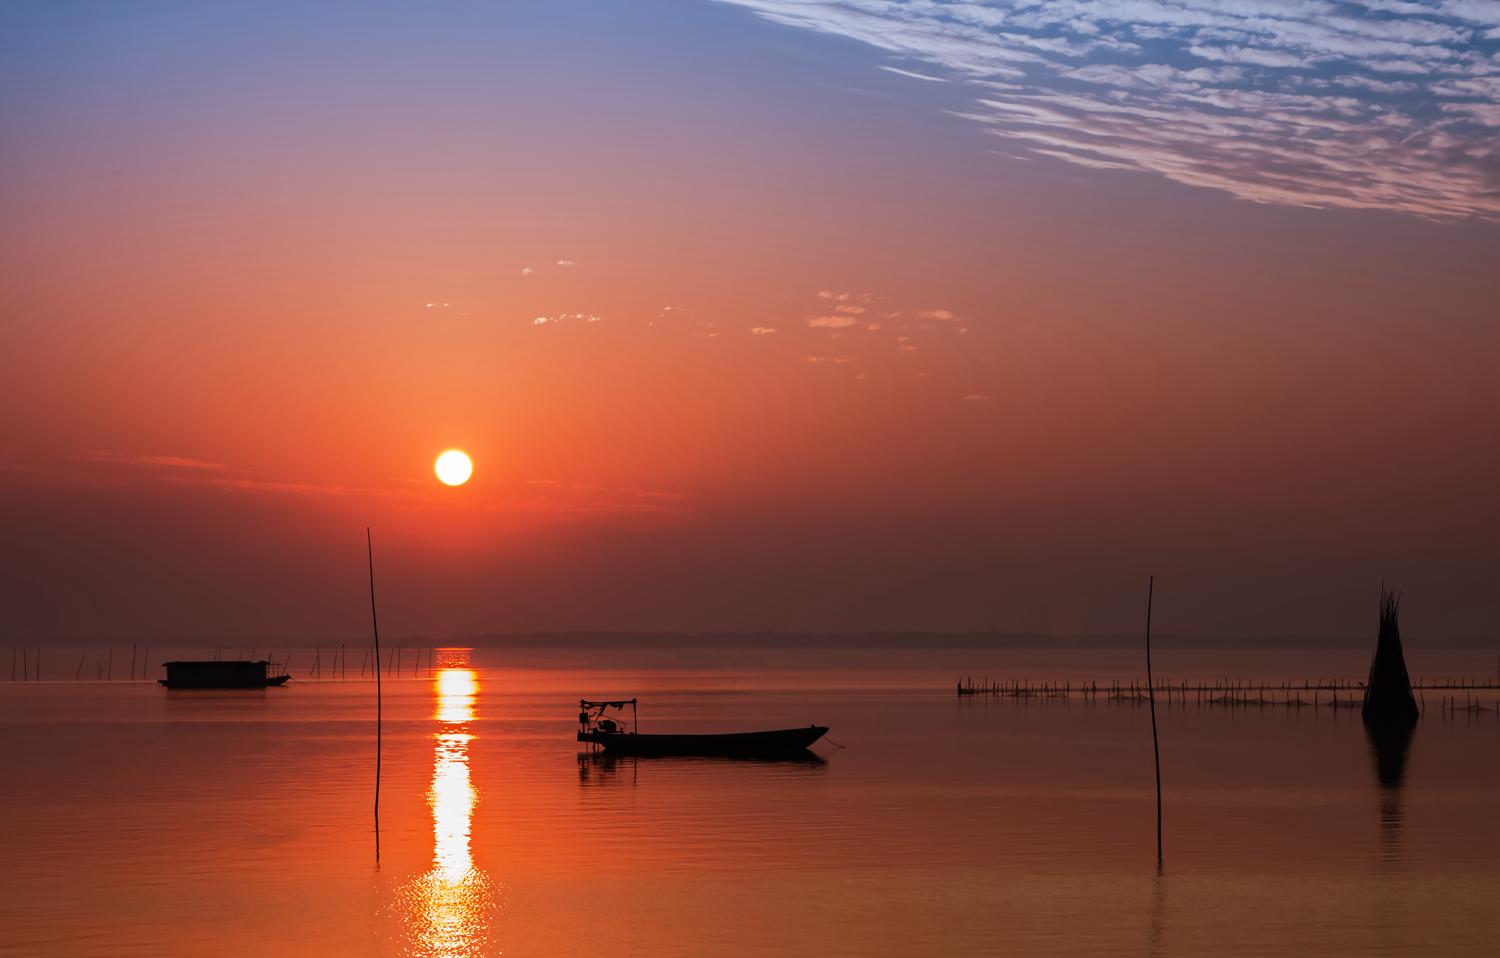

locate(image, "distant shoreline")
[[24, 631, 1498, 650]]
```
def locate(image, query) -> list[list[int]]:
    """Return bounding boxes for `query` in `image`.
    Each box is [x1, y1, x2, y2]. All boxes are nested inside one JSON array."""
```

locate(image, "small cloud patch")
[[533, 312, 602, 326]]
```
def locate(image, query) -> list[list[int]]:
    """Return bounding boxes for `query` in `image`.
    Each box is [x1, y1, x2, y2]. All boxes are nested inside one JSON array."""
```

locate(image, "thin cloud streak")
[[76, 450, 226, 470], [23, 451, 689, 516]]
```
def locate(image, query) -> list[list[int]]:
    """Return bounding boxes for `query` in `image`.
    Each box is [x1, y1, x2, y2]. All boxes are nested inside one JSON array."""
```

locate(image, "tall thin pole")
[[367, 527, 383, 858], [1145, 575, 1162, 868]]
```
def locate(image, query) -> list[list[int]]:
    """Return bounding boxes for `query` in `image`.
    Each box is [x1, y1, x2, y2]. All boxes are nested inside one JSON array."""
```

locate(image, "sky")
[[1, 0, 1496, 644]]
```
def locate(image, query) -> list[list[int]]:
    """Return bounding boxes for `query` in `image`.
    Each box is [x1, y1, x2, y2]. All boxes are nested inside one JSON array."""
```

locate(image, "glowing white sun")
[[434, 449, 473, 487]]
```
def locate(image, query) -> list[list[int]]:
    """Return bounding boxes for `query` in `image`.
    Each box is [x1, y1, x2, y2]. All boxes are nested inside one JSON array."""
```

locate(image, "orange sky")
[[2, 1, 1496, 641]]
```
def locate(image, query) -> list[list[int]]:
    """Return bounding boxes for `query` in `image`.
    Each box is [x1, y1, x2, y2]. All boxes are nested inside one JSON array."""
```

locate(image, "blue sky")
[[1, 1, 1496, 639], [717, 0, 1500, 217]]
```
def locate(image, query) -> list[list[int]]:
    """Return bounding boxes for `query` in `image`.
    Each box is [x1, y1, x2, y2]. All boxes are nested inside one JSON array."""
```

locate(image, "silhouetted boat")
[[159, 660, 290, 689], [578, 725, 829, 756], [576, 698, 828, 756]]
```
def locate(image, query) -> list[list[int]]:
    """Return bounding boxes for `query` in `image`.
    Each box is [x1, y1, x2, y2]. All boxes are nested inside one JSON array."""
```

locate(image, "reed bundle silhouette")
[[1362, 587, 1420, 727]]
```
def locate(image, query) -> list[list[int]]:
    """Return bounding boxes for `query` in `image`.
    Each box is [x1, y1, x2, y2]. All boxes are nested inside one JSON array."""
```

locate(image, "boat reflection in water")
[[400, 662, 496, 956], [578, 749, 828, 789]]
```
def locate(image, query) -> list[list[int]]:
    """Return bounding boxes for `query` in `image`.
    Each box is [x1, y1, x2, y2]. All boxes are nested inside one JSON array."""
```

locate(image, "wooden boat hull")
[[158, 675, 290, 689], [578, 725, 828, 757]]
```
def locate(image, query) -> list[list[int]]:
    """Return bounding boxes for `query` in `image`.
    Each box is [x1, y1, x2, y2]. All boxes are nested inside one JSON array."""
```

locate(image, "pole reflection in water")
[[1364, 720, 1416, 867], [400, 664, 496, 956]]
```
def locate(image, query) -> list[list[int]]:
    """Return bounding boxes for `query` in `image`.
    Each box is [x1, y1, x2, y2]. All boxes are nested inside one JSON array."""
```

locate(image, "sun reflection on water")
[[401, 662, 496, 957]]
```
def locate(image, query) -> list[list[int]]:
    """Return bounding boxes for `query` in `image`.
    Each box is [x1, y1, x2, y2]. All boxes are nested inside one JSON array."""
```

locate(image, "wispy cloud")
[[76, 450, 225, 470], [881, 64, 947, 81], [717, 0, 1500, 218], [47, 450, 687, 515]]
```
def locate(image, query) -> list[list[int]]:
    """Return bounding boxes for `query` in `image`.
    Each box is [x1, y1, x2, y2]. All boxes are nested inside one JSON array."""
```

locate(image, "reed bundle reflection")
[[401, 665, 495, 956]]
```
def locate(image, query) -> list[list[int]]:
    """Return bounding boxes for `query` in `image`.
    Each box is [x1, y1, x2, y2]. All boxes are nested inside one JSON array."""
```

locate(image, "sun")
[[434, 449, 473, 487]]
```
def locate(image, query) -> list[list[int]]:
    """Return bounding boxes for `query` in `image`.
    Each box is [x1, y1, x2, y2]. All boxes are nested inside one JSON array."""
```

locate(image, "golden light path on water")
[[403, 663, 495, 956], [433, 669, 477, 883]]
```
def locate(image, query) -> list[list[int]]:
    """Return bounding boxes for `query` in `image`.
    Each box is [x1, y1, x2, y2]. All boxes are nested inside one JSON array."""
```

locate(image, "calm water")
[[1, 644, 1497, 956]]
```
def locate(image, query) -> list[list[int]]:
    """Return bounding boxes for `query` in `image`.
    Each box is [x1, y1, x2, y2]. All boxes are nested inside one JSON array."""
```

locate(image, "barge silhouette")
[[159, 660, 290, 689]]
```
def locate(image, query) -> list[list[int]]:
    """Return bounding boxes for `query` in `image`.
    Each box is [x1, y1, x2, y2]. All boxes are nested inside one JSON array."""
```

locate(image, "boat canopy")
[[579, 698, 639, 735]]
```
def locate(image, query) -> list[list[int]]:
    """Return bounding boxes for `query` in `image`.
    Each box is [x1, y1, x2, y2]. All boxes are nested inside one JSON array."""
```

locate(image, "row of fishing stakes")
[[8, 645, 153, 682], [6, 644, 437, 682], [956, 676, 1500, 701]]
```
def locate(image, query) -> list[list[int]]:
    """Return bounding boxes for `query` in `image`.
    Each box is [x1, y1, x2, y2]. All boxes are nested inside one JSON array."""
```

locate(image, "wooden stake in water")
[[1145, 574, 1163, 869], [366, 527, 383, 859]]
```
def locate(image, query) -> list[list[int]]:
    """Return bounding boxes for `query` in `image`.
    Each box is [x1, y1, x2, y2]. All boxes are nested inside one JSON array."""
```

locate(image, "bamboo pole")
[[1144, 575, 1162, 869], [367, 527, 383, 859]]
